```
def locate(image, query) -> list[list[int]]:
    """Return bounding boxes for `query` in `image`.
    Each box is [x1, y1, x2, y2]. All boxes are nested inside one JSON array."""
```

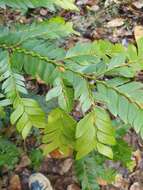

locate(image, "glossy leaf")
[[42, 108, 76, 155], [46, 78, 74, 112], [10, 97, 46, 139], [0, 0, 78, 11], [0, 50, 27, 101], [96, 80, 143, 137], [76, 107, 116, 159]]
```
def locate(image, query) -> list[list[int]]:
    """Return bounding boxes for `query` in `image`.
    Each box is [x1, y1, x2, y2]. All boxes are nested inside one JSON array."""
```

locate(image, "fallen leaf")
[[60, 158, 73, 175], [130, 182, 143, 190], [133, 149, 142, 166], [50, 148, 73, 159], [76, 0, 88, 5], [50, 149, 66, 158], [96, 177, 108, 186], [134, 25, 143, 41], [8, 175, 21, 190], [106, 18, 125, 28], [15, 155, 31, 172], [114, 174, 129, 189], [36, 75, 46, 84], [132, 1, 143, 9], [67, 184, 81, 190], [58, 66, 66, 72], [89, 5, 100, 11], [40, 8, 48, 16]]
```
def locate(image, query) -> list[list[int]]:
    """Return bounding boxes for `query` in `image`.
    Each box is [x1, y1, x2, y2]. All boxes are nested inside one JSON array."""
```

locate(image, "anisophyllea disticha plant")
[[0, 0, 143, 189]]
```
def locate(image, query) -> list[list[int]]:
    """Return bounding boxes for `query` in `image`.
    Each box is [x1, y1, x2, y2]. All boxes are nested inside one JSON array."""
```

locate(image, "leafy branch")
[[0, 0, 78, 11], [96, 80, 143, 137], [0, 4, 143, 161]]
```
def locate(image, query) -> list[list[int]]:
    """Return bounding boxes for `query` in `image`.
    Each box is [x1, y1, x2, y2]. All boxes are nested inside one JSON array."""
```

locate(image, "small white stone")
[[106, 18, 124, 28], [29, 173, 53, 190], [90, 5, 100, 12]]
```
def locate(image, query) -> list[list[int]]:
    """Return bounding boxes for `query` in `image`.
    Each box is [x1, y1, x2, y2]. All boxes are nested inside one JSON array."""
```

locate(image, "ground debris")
[[8, 175, 22, 190]]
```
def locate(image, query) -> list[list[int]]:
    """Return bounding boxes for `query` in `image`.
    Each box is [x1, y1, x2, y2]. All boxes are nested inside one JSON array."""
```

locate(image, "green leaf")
[[29, 149, 43, 170], [108, 54, 126, 69], [63, 71, 94, 112], [46, 86, 61, 102], [0, 17, 77, 47], [46, 78, 74, 112], [55, 0, 78, 10], [97, 143, 113, 159], [10, 104, 24, 125], [96, 80, 143, 138], [75, 156, 100, 190], [76, 107, 116, 159], [0, 50, 27, 101], [113, 138, 132, 167], [65, 42, 98, 64], [75, 152, 116, 190], [42, 108, 76, 155], [0, 0, 78, 11], [10, 97, 46, 139], [76, 125, 96, 159], [0, 138, 20, 170], [76, 111, 94, 138], [0, 99, 11, 107]]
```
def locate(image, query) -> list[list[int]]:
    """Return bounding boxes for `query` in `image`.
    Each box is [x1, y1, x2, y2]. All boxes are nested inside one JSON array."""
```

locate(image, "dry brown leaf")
[[130, 182, 143, 190], [67, 184, 81, 190], [40, 145, 73, 159], [50, 148, 73, 158], [50, 149, 66, 158], [106, 18, 124, 28], [114, 174, 129, 189], [60, 158, 73, 175], [8, 175, 21, 190], [89, 5, 100, 11], [134, 25, 143, 41], [58, 66, 66, 72], [133, 149, 142, 166], [96, 177, 108, 186], [15, 155, 31, 172], [36, 75, 46, 84], [132, 1, 143, 9]]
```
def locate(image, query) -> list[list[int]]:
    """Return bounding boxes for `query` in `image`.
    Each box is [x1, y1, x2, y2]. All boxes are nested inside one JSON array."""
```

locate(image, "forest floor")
[[1, 0, 143, 190]]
